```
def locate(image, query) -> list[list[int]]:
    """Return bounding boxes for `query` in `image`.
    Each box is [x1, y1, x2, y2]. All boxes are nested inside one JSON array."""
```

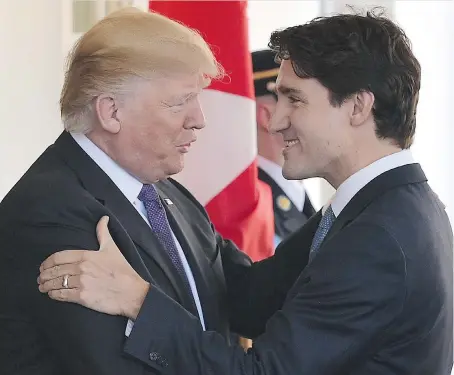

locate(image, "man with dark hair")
[[38, 11, 453, 375], [252, 49, 315, 246]]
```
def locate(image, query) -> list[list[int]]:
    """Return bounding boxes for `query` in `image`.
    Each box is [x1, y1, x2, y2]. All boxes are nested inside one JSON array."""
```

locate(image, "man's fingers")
[[97, 216, 111, 249], [40, 250, 88, 272], [39, 274, 82, 293], [48, 288, 81, 304], [96, 216, 120, 254], [38, 263, 80, 284]]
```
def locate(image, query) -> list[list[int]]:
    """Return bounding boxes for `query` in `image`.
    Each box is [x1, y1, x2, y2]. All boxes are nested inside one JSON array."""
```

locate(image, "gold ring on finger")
[[62, 274, 69, 289]]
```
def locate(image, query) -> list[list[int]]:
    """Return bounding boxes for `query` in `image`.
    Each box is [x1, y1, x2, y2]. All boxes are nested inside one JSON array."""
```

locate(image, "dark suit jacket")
[[132, 163, 453, 375], [0, 132, 313, 375], [258, 167, 315, 239]]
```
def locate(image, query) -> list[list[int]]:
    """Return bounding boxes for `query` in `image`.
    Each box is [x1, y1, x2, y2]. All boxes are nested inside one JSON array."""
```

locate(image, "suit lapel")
[[52, 132, 191, 308], [155, 183, 214, 327], [102, 192, 198, 314], [324, 163, 427, 244]]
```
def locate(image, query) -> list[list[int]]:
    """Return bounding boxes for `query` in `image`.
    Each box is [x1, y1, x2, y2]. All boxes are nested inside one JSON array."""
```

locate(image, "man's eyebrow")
[[276, 85, 308, 103], [169, 91, 199, 102], [276, 84, 304, 96]]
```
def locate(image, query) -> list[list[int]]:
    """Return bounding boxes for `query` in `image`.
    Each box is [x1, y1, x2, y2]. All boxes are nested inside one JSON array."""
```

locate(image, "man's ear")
[[95, 94, 121, 134], [256, 98, 274, 132], [350, 90, 375, 127]]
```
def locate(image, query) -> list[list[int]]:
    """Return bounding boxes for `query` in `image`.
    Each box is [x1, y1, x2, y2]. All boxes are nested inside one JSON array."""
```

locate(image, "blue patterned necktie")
[[138, 184, 194, 299], [309, 205, 336, 262]]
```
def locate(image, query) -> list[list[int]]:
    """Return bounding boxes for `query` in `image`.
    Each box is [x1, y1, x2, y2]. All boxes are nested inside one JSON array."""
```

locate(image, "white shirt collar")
[[257, 155, 305, 212], [328, 149, 416, 217], [71, 133, 143, 204]]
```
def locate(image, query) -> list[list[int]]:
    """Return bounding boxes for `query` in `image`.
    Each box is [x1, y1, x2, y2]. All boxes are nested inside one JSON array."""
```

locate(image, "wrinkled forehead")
[[111, 73, 202, 107], [157, 72, 204, 96], [129, 73, 203, 103]]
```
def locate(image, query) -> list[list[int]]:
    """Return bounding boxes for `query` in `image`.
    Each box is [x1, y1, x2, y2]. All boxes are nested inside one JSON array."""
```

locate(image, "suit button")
[[157, 358, 167, 367], [149, 352, 159, 361]]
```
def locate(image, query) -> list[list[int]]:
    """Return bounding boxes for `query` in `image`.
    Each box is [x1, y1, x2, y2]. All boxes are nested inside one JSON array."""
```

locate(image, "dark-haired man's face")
[[270, 60, 354, 186]]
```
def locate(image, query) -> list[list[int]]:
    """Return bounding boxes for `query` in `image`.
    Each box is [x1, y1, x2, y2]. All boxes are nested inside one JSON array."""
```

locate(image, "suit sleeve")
[[7, 201, 161, 375], [220, 212, 322, 338], [124, 222, 407, 375]]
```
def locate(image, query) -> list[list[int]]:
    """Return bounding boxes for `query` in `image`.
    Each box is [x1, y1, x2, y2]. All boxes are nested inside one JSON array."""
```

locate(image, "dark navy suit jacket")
[[132, 163, 453, 375]]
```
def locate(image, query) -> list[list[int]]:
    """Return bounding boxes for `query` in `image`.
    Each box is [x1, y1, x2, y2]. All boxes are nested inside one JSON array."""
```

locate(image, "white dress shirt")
[[71, 133, 206, 336], [257, 155, 306, 212], [325, 150, 416, 218]]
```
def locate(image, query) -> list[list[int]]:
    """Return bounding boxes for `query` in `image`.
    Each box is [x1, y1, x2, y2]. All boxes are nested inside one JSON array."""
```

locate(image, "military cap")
[[251, 49, 280, 98]]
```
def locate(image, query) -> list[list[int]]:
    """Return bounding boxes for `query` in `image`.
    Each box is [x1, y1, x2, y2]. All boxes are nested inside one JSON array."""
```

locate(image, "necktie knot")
[[138, 184, 162, 209]]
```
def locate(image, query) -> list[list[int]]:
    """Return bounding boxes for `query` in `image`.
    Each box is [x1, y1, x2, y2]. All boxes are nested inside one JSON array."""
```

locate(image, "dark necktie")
[[309, 205, 336, 262], [138, 184, 195, 301]]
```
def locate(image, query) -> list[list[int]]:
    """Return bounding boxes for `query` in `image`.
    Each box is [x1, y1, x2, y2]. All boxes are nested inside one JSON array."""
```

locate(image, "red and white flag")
[[149, 0, 274, 261]]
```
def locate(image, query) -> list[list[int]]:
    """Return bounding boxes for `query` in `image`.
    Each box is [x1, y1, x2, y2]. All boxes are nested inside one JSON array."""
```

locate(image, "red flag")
[[149, 0, 274, 261]]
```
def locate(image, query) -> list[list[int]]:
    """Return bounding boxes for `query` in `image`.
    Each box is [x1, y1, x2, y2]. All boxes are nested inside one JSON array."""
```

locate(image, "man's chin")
[[167, 159, 185, 177], [283, 165, 312, 181], [282, 164, 300, 181]]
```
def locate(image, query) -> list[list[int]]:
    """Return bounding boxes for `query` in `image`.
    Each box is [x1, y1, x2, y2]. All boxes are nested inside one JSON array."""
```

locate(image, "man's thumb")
[[96, 216, 117, 252]]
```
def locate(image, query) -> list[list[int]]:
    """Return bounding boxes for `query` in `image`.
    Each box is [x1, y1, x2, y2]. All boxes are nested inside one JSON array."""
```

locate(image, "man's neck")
[[326, 144, 403, 189]]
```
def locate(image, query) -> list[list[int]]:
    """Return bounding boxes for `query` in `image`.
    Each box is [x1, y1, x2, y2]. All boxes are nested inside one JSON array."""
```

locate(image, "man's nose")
[[189, 98, 206, 130]]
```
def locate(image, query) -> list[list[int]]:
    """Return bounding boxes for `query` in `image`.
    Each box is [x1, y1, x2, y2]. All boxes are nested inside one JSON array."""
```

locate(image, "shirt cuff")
[[125, 319, 134, 337]]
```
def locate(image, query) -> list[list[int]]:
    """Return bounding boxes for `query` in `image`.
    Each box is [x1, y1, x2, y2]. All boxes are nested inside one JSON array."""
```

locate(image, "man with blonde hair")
[[0, 8, 309, 374]]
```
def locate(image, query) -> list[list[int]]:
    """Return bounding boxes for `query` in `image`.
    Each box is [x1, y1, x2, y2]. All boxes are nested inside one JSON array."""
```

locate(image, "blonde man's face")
[[111, 74, 206, 183]]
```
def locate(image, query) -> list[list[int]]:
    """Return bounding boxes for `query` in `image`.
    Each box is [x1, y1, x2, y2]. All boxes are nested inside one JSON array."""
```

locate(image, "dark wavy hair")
[[268, 9, 420, 149]]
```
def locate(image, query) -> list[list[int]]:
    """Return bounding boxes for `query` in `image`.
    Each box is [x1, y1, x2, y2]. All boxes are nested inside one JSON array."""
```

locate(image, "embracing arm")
[[128, 222, 406, 375], [166, 177, 323, 339], [220, 212, 322, 338]]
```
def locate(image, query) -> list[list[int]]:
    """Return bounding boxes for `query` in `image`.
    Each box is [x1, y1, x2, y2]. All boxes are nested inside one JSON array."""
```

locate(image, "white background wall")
[[0, 0, 63, 199], [396, 0, 454, 225]]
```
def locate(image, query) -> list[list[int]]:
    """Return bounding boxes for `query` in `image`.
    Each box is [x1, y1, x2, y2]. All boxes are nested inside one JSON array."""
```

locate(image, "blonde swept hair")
[[60, 7, 223, 133]]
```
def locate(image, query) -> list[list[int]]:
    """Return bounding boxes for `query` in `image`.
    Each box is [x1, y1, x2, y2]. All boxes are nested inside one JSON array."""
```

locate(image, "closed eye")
[[173, 94, 199, 107], [162, 100, 186, 110]]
